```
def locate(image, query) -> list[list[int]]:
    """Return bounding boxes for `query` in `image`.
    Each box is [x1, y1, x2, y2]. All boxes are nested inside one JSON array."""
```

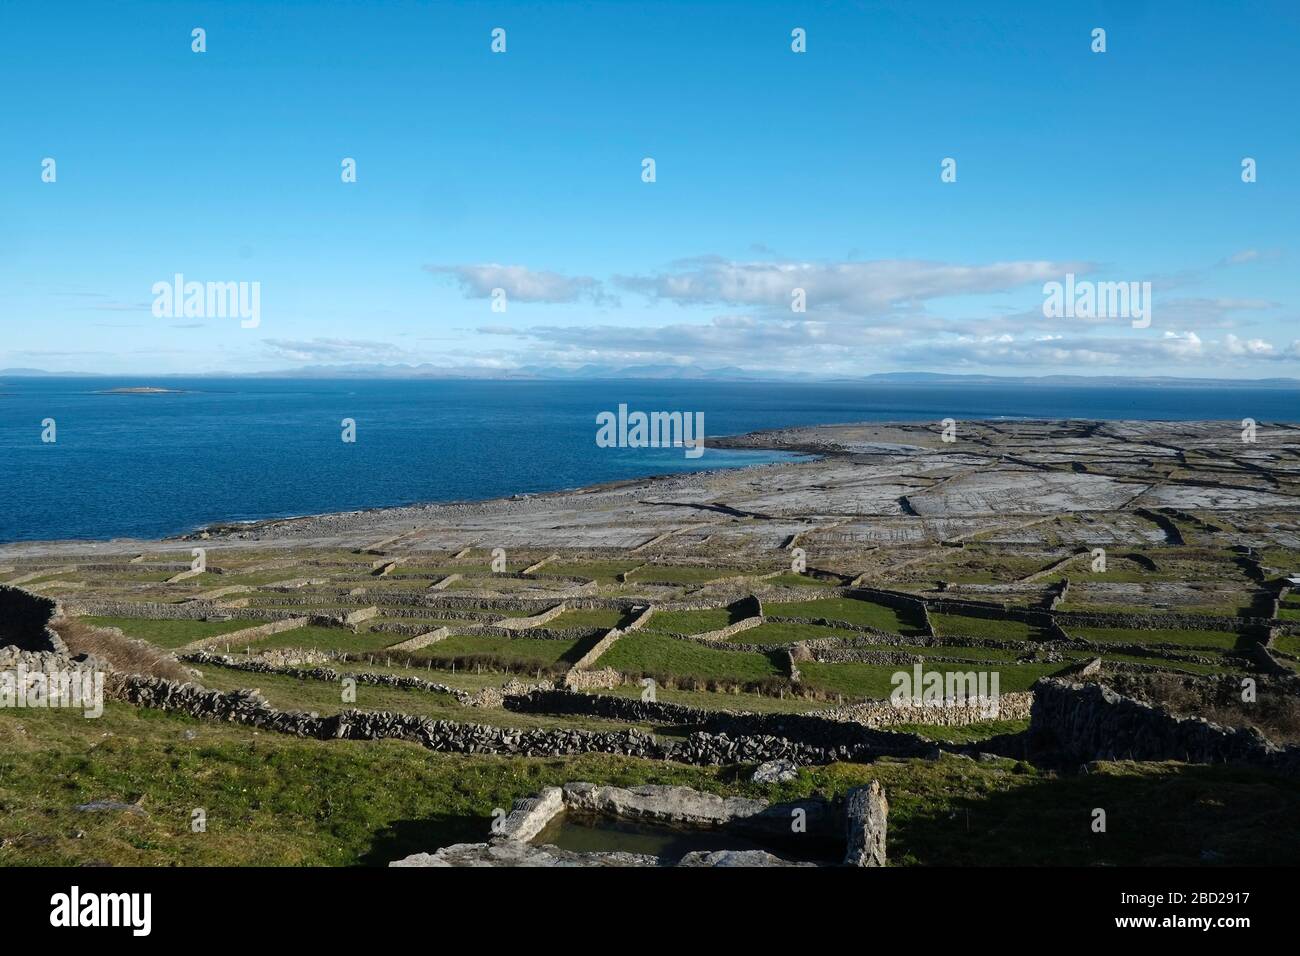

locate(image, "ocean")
[[2, 377, 1297, 543]]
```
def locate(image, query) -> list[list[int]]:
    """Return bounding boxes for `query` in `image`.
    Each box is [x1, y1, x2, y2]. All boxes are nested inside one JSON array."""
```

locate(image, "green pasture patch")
[[739, 621, 856, 645], [79, 616, 271, 650], [409, 634, 584, 668], [765, 597, 927, 635], [536, 561, 642, 584], [625, 565, 734, 585], [545, 608, 631, 630], [1066, 626, 1245, 651], [245, 626, 401, 655], [598, 683, 822, 714], [891, 718, 1030, 744], [3, 705, 1300, 866], [640, 608, 741, 634], [798, 660, 1068, 700], [191, 665, 652, 735], [929, 613, 1049, 642], [596, 632, 784, 684], [765, 573, 841, 588], [1271, 633, 1300, 656]]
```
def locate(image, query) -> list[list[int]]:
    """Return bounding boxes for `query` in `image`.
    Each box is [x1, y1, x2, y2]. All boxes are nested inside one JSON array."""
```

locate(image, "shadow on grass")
[[892, 761, 1300, 866], [360, 813, 487, 866]]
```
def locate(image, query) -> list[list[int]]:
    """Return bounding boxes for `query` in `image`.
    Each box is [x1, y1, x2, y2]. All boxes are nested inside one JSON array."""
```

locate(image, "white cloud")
[[426, 263, 613, 304], [615, 256, 1092, 316], [262, 338, 414, 363]]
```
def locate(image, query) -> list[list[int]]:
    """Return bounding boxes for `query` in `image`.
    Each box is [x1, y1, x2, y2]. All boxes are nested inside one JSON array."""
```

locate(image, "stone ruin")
[[390, 780, 889, 868]]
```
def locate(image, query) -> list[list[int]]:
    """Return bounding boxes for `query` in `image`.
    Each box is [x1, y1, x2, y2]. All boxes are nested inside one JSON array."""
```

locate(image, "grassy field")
[[765, 573, 841, 588], [929, 613, 1051, 642], [738, 621, 857, 645], [598, 682, 823, 713], [1272, 633, 1300, 656], [400, 634, 587, 669], [596, 632, 784, 684], [363, 617, 462, 631], [798, 660, 1069, 700], [3, 702, 1297, 866], [544, 608, 630, 630], [245, 625, 406, 655], [893, 643, 1034, 662], [625, 565, 734, 585], [892, 718, 1029, 743], [930, 556, 1048, 583], [1057, 601, 1249, 617], [191, 664, 659, 734], [535, 561, 642, 584], [80, 616, 272, 650], [765, 597, 927, 635], [1066, 626, 1246, 650], [640, 608, 741, 634], [384, 565, 465, 579]]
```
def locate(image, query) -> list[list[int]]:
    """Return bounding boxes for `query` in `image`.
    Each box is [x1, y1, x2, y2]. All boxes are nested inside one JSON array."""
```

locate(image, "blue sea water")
[[1, 377, 1297, 543]]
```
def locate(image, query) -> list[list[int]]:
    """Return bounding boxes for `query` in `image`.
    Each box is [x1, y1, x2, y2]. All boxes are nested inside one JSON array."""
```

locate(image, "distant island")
[[4, 367, 1300, 388], [97, 386, 183, 395]]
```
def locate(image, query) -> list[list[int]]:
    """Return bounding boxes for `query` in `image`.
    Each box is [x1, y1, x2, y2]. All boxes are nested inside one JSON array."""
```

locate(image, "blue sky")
[[1, 0, 1297, 378]]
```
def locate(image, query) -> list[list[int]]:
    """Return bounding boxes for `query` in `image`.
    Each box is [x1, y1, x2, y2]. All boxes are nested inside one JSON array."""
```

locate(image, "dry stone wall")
[[1056, 610, 1260, 633], [0, 585, 67, 654], [181, 650, 471, 701], [386, 628, 450, 651], [502, 688, 933, 759], [182, 617, 308, 652], [563, 667, 622, 691], [563, 605, 657, 682], [688, 614, 764, 643], [495, 603, 567, 631], [565, 628, 625, 677], [68, 600, 302, 623], [1027, 677, 1300, 773], [107, 674, 930, 767], [811, 691, 1034, 728]]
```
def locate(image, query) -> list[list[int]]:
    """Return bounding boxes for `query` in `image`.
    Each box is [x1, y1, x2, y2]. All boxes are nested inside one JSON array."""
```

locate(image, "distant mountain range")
[[4, 365, 1300, 387]]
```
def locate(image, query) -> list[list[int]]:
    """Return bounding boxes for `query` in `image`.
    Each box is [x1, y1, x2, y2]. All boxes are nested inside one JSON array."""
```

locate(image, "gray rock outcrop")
[[843, 781, 889, 867]]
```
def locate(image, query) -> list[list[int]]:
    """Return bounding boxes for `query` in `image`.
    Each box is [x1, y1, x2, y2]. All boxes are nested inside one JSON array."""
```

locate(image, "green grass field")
[[1271, 633, 1300, 656], [598, 682, 823, 714], [640, 608, 741, 634], [765, 573, 841, 588], [765, 597, 927, 635], [79, 616, 272, 650], [1057, 601, 1249, 617], [798, 660, 1068, 700], [892, 643, 1033, 662], [929, 612, 1051, 642], [625, 565, 734, 585], [4, 701, 1297, 866], [738, 621, 857, 645], [244, 625, 405, 655], [192, 664, 654, 734], [1066, 626, 1246, 650], [535, 561, 642, 584], [407, 634, 586, 668], [596, 632, 784, 684], [544, 608, 630, 630]]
